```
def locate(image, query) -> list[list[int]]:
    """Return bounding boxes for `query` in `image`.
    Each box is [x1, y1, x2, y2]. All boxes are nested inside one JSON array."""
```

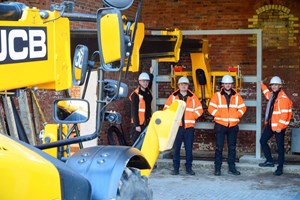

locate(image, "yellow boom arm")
[[140, 100, 186, 176]]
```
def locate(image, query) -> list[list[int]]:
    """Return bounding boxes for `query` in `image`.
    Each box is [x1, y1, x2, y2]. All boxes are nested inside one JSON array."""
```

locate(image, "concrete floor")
[[149, 158, 300, 200]]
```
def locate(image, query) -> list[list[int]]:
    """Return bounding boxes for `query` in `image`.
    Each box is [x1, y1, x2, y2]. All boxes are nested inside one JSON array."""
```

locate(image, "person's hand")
[[135, 126, 141, 132], [259, 78, 268, 85], [150, 66, 154, 74], [275, 129, 281, 133]]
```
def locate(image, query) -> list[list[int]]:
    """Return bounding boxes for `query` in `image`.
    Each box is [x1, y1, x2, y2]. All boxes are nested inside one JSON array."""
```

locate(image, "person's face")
[[178, 83, 189, 92], [139, 80, 149, 89], [270, 84, 281, 92], [222, 83, 233, 91]]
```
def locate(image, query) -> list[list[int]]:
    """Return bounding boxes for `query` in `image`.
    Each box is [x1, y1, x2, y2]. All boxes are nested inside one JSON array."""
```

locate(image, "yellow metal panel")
[[157, 28, 183, 63], [140, 100, 186, 176], [0, 7, 72, 91], [101, 13, 121, 64], [124, 22, 145, 72], [0, 134, 61, 199]]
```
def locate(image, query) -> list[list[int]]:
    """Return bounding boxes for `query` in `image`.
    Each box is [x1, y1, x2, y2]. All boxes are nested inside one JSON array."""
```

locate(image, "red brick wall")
[[138, 0, 300, 154], [4, 0, 299, 155]]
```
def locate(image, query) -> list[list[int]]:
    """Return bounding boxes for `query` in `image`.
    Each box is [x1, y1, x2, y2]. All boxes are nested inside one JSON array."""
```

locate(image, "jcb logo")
[[0, 27, 47, 64]]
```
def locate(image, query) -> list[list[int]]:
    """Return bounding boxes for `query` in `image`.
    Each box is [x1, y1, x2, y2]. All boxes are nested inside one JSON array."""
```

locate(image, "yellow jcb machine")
[[0, 1, 186, 199]]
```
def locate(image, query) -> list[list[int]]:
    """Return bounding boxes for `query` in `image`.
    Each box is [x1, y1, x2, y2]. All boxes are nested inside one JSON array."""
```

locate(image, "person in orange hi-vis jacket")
[[208, 75, 247, 176], [129, 67, 154, 145], [164, 76, 203, 176], [258, 76, 292, 176]]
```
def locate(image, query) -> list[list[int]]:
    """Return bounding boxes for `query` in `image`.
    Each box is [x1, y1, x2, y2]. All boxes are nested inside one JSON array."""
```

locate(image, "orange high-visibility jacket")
[[208, 88, 246, 127], [261, 83, 292, 131], [129, 88, 146, 125], [164, 89, 203, 128]]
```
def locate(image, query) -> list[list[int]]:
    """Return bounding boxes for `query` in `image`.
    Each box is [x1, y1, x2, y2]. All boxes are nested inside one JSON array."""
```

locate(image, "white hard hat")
[[221, 75, 234, 83], [270, 76, 282, 84], [138, 72, 150, 81], [178, 76, 190, 84]]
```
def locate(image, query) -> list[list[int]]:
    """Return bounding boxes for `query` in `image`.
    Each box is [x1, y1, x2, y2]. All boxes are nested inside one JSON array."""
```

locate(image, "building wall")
[[2, 0, 299, 155], [138, 0, 300, 154]]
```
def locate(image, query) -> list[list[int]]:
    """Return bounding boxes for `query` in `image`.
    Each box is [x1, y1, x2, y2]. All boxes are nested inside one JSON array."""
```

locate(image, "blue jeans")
[[172, 126, 195, 171], [214, 123, 239, 171], [260, 125, 285, 169]]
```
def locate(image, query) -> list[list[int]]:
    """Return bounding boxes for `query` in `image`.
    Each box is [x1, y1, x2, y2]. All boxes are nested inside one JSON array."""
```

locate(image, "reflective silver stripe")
[[263, 89, 269, 94], [229, 104, 238, 108], [139, 109, 145, 112], [195, 106, 202, 110], [279, 119, 289, 125], [185, 120, 195, 124], [164, 105, 169, 108], [215, 117, 239, 122], [281, 109, 291, 113], [229, 118, 240, 122], [186, 108, 194, 112], [238, 110, 244, 115], [215, 117, 228, 122], [192, 98, 195, 108], [237, 103, 245, 108], [273, 111, 281, 114], [212, 109, 218, 116], [209, 102, 218, 107], [195, 111, 201, 117], [271, 123, 278, 127], [215, 117, 229, 122], [218, 105, 228, 108], [217, 92, 222, 106], [172, 95, 176, 102]]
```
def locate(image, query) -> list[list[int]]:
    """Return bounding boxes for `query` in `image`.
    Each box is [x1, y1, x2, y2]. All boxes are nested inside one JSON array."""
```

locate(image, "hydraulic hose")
[[0, 2, 27, 21]]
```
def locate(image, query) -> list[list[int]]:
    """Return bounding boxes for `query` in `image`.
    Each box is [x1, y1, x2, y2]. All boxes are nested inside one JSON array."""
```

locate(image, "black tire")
[[107, 126, 127, 145], [117, 168, 153, 200]]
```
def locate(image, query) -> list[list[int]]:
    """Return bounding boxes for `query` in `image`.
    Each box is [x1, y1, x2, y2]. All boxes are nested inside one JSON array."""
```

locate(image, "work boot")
[[258, 161, 274, 167], [171, 169, 179, 175], [273, 167, 283, 176], [186, 169, 195, 175], [214, 170, 221, 176], [228, 168, 241, 175]]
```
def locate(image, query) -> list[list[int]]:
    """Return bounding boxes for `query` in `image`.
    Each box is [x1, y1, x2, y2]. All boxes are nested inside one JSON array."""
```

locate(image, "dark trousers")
[[173, 126, 195, 171], [260, 125, 285, 169], [214, 123, 239, 171]]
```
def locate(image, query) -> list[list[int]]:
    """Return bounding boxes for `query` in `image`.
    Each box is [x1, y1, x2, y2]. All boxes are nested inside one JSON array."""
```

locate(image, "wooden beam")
[[2, 96, 18, 139], [0, 101, 7, 134], [18, 90, 36, 145]]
